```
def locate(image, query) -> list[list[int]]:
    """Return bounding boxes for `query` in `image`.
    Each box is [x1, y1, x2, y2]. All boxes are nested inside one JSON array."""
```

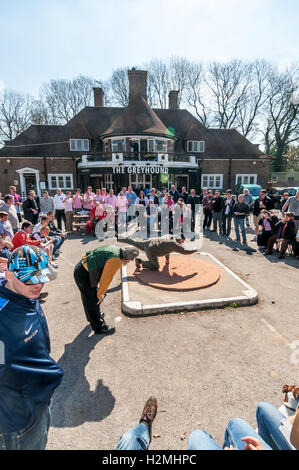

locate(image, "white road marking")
[[261, 318, 292, 349]]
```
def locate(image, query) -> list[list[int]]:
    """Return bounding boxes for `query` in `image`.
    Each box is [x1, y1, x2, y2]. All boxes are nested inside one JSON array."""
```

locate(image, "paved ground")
[[45, 225, 299, 450]]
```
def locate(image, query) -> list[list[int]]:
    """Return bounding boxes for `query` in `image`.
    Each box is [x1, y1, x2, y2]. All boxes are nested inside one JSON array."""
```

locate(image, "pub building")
[[0, 68, 271, 196]]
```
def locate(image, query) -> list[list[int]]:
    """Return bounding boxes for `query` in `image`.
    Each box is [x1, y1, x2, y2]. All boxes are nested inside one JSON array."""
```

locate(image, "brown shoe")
[[139, 396, 158, 440]]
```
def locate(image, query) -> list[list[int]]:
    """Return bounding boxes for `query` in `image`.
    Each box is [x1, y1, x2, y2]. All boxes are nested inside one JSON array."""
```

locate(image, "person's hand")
[[241, 436, 264, 450], [224, 445, 235, 450], [60, 233, 65, 238], [97, 295, 104, 305]]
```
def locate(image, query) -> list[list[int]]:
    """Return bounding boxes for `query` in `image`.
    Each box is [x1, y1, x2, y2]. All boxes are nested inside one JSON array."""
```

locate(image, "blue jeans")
[[234, 217, 246, 242], [256, 401, 295, 450], [116, 418, 273, 450], [188, 418, 272, 450], [53, 235, 65, 256], [0, 406, 51, 450], [117, 422, 150, 450]]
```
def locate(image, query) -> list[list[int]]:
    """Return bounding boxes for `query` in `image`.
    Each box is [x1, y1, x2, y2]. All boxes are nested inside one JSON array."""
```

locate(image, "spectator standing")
[[136, 190, 149, 207], [186, 189, 200, 232], [148, 188, 159, 205], [0, 211, 14, 239], [280, 192, 289, 211], [211, 190, 224, 234], [169, 185, 180, 203], [222, 190, 235, 237], [202, 190, 213, 230], [282, 190, 299, 231], [233, 194, 250, 244], [1, 195, 19, 233], [39, 191, 55, 215], [53, 188, 66, 230], [72, 189, 84, 213], [83, 186, 95, 212], [117, 192, 128, 226], [180, 186, 189, 204], [0, 245, 63, 450], [105, 189, 118, 210], [9, 185, 22, 223], [199, 187, 208, 204], [243, 188, 253, 227], [64, 191, 74, 232], [126, 186, 137, 207]]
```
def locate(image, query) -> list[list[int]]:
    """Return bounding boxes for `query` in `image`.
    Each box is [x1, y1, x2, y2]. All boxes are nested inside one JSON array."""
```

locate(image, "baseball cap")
[[8, 245, 57, 285]]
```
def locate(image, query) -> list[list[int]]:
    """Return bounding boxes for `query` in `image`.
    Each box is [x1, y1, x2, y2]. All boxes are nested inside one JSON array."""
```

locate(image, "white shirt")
[[54, 193, 66, 210]]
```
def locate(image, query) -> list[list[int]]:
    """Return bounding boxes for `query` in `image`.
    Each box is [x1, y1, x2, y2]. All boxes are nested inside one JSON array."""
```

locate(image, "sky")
[[0, 0, 299, 98]]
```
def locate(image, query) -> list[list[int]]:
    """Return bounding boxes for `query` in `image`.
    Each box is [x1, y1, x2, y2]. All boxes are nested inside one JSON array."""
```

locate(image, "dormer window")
[[187, 140, 205, 152], [70, 139, 89, 151]]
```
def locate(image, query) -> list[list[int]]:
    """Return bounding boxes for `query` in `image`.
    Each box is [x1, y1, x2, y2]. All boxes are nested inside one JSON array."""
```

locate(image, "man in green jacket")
[[74, 245, 139, 334], [119, 235, 197, 271]]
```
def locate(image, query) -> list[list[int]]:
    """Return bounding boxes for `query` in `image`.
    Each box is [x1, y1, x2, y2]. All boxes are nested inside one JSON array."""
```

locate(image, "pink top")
[[83, 192, 95, 209], [73, 195, 83, 209], [105, 195, 117, 209], [117, 196, 128, 212], [64, 197, 73, 212]]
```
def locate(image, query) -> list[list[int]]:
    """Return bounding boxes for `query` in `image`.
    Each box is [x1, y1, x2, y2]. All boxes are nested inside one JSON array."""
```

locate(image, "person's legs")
[[256, 401, 293, 450], [267, 234, 277, 253], [217, 213, 223, 234], [234, 217, 240, 240], [227, 215, 232, 237], [240, 218, 246, 242], [56, 210, 62, 230], [224, 418, 272, 450], [188, 430, 222, 450], [116, 423, 150, 450], [73, 262, 104, 331], [141, 253, 159, 271], [1, 406, 51, 450], [280, 239, 290, 256], [53, 235, 64, 255]]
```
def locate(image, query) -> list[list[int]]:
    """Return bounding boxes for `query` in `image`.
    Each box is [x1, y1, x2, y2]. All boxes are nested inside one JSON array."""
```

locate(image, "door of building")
[[175, 175, 189, 192], [24, 173, 37, 194]]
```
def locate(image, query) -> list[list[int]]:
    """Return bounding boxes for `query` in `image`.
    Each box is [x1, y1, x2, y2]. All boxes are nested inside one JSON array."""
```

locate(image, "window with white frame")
[[187, 140, 205, 152], [105, 174, 114, 190], [48, 174, 74, 190], [69, 139, 89, 151], [235, 174, 257, 185], [155, 140, 167, 152], [112, 139, 125, 152], [201, 174, 223, 189]]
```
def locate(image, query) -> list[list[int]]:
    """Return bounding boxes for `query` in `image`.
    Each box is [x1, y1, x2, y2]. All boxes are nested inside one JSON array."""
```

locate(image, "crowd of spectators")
[[0, 184, 298, 279]]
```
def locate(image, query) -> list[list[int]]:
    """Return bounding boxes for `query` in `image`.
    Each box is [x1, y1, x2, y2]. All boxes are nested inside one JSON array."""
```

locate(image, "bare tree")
[[0, 90, 34, 143], [185, 62, 211, 126], [40, 75, 102, 123], [264, 63, 299, 171], [108, 68, 129, 107], [147, 59, 170, 108]]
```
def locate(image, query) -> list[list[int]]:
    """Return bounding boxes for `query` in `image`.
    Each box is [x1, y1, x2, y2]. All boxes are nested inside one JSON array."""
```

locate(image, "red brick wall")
[[0, 157, 77, 197]]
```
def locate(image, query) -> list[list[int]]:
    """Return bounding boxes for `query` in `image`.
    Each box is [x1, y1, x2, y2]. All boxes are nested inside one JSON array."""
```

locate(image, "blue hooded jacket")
[[0, 280, 63, 433]]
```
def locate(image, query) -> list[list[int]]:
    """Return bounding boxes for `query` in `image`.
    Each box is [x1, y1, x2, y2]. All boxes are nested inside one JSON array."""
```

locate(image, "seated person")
[[0, 236, 11, 279], [0, 211, 14, 239], [86, 202, 107, 235], [31, 225, 56, 265], [257, 210, 279, 248], [264, 212, 297, 258], [32, 215, 49, 234], [47, 211, 66, 256]]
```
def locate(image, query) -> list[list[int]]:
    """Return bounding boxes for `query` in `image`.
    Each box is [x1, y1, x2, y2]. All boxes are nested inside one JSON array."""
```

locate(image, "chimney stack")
[[128, 68, 147, 104], [93, 87, 104, 107], [168, 90, 179, 109]]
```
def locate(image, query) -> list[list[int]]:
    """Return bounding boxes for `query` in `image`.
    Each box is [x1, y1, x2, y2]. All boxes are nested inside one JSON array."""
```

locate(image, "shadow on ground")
[[51, 326, 115, 428]]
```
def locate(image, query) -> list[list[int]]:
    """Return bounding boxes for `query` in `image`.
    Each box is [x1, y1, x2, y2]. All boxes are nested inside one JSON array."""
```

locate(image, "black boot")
[[93, 312, 115, 335]]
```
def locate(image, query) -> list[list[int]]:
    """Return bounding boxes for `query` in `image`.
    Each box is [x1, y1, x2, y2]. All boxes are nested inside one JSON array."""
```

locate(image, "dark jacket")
[[180, 192, 189, 203], [253, 196, 274, 216], [186, 195, 200, 211], [276, 220, 297, 240], [169, 190, 180, 203], [233, 202, 250, 218], [22, 198, 39, 223], [211, 196, 224, 213], [48, 220, 63, 236], [222, 197, 235, 216], [0, 281, 63, 433]]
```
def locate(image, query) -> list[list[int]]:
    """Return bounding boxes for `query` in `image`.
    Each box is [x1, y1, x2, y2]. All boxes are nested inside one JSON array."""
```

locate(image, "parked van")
[[234, 183, 263, 201]]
